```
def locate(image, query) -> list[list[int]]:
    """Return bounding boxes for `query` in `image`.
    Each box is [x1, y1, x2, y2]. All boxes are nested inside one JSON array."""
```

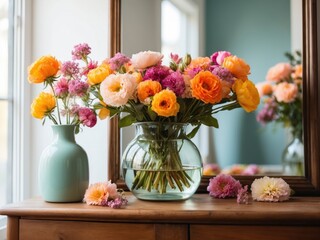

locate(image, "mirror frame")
[[108, 0, 320, 195]]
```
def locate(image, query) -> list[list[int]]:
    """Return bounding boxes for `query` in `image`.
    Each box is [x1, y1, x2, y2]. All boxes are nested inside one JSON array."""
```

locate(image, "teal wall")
[[205, 0, 291, 168]]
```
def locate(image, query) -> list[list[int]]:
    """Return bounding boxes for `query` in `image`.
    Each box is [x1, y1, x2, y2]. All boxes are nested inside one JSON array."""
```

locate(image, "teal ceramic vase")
[[38, 125, 89, 202]]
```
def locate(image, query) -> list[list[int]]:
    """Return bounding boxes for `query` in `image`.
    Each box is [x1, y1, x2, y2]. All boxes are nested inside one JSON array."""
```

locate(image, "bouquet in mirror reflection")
[[90, 50, 260, 198]]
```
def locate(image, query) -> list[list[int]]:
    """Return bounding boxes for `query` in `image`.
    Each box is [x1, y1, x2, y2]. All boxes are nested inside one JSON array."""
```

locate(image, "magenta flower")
[[161, 71, 185, 97], [143, 65, 171, 82], [107, 197, 128, 209], [207, 174, 242, 198], [81, 60, 98, 76], [256, 101, 278, 125], [186, 67, 202, 78], [108, 52, 130, 71], [211, 51, 231, 65], [68, 79, 89, 97], [210, 66, 235, 84], [78, 107, 97, 127], [54, 77, 69, 98], [72, 43, 91, 60], [237, 185, 249, 204], [60, 61, 79, 78], [170, 53, 182, 64]]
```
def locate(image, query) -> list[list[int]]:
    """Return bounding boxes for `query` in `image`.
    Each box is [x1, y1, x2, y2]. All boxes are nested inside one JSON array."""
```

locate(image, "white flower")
[[131, 51, 163, 69], [251, 176, 291, 202], [100, 73, 137, 107]]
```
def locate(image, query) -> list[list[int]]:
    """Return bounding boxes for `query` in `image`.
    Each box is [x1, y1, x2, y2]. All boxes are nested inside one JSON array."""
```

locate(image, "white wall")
[[28, 0, 109, 198]]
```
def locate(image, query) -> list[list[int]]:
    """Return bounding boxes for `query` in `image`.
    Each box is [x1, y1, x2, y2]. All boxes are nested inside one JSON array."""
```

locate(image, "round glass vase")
[[122, 122, 203, 201], [38, 125, 89, 202], [282, 135, 304, 176]]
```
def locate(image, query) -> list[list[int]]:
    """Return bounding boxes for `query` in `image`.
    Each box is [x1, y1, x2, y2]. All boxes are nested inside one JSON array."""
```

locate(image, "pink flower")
[[170, 53, 182, 64], [68, 79, 89, 97], [273, 82, 298, 103], [72, 43, 91, 60], [143, 65, 171, 82], [100, 73, 137, 107], [81, 60, 98, 76], [161, 71, 185, 96], [54, 77, 69, 98], [78, 107, 97, 127], [108, 52, 130, 71], [237, 185, 249, 204], [251, 176, 291, 202], [242, 164, 260, 175], [266, 63, 292, 82], [211, 51, 231, 65], [131, 51, 163, 69], [60, 61, 79, 78], [207, 174, 242, 198]]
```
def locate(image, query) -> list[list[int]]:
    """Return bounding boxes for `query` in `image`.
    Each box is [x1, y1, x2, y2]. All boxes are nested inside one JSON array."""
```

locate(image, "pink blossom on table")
[[273, 82, 298, 103], [242, 164, 260, 175], [60, 61, 80, 78], [203, 163, 221, 176], [68, 79, 89, 97], [81, 60, 98, 76], [108, 52, 130, 71], [170, 53, 182, 64], [251, 176, 291, 202], [207, 174, 242, 198], [237, 185, 249, 204], [161, 71, 185, 97], [100, 73, 137, 107], [54, 77, 69, 98], [265, 62, 291, 82], [131, 51, 163, 69], [256, 100, 277, 125], [107, 197, 128, 209], [211, 51, 232, 65], [143, 65, 171, 82], [210, 66, 235, 84], [78, 107, 97, 127], [72, 43, 91, 60]]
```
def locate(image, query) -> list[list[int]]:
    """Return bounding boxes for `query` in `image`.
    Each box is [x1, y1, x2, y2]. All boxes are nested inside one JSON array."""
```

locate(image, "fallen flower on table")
[[237, 185, 249, 204], [251, 176, 291, 202], [207, 174, 242, 198], [83, 180, 127, 208]]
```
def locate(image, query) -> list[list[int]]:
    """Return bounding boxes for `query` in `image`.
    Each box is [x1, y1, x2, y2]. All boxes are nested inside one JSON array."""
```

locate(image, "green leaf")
[[119, 114, 136, 128], [147, 107, 157, 121], [199, 115, 219, 128], [91, 90, 103, 101], [187, 124, 201, 139]]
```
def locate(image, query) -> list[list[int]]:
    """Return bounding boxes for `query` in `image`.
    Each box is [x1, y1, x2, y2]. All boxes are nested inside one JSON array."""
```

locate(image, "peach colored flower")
[[266, 63, 291, 82], [151, 89, 180, 117], [181, 74, 192, 98], [222, 56, 250, 80], [131, 51, 163, 69], [31, 92, 56, 119], [100, 73, 137, 107], [221, 80, 232, 99], [83, 182, 108, 205], [87, 63, 113, 85], [137, 80, 162, 104], [251, 176, 291, 202], [185, 57, 211, 71], [28, 55, 60, 84], [292, 64, 302, 79], [273, 82, 298, 103], [190, 71, 222, 104], [233, 79, 260, 112], [255, 81, 273, 97]]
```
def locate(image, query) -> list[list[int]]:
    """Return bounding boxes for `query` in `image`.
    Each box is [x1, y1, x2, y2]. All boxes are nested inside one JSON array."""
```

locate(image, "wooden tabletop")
[[1, 193, 320, 226]]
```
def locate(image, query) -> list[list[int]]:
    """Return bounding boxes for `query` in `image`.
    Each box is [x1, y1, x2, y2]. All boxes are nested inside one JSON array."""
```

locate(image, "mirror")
[[108, 0, 320, 195]]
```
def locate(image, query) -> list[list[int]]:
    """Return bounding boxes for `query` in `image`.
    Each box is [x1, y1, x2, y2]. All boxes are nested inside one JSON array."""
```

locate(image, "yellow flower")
[[233, 79, 260, 112], [222, 56, 250, 80], [190, 71, 222, 104], [87, 63, 113, 85], [137, 80, 162, 103], [28, 55, 60, 84], [31, 92, 56, 119], [151, 89, 180, 117], [98, 101, 110, 120]]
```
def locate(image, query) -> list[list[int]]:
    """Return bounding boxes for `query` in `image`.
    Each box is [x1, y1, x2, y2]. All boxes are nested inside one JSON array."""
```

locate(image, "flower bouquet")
[[90, 50, 260, 200]]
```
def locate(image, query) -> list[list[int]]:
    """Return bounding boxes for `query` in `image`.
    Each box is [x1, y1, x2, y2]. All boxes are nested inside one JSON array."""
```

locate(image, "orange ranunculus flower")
[[31, 92, 56, 119], [292, 64, 302, 79], [87, 63, 113, 85], [190, 71, 222, 104], [222, 56, 250, 80], [233, 79, 260, 112], [185, 57, 211, 72], [137, 80, 162, 103], [255, 81, 273, 97], [28, 55, 60, 84], [151, 89, 180, 117]]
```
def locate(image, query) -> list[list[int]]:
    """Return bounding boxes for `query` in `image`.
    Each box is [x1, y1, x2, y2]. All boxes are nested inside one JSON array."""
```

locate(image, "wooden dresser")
[[1, 193, 320, 240]]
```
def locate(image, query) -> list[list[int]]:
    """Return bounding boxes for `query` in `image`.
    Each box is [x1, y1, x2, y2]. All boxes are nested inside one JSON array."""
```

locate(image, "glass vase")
[[122, 122, 203, 201], [38, 125, 89, 202], [282, 136, 304, 176]]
